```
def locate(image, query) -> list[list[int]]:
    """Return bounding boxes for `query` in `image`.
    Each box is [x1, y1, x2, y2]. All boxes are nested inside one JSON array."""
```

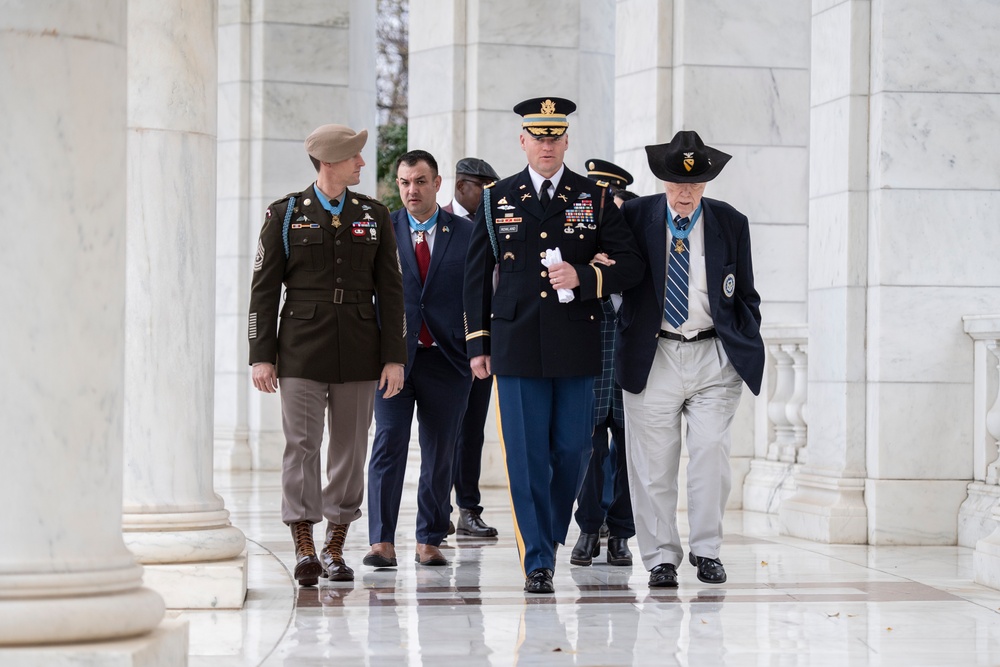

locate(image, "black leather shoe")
[[606, 537, 633, 566], [524, 568, 554, 594], [570, 532, 600, 566], [648, 563, 678, 588], [457, 508, 499, 537], [689, 553, 727, 584]]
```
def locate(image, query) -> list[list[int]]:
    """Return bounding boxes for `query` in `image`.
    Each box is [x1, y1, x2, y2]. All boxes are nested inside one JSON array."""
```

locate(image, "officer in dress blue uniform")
[[463, 97, 644, 594]]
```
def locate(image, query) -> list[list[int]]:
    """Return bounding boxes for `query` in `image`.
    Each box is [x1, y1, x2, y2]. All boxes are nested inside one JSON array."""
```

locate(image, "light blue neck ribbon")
[[666, 204, 702, 239], [407, 208, 439, 233], [313, 183, 346, 216]]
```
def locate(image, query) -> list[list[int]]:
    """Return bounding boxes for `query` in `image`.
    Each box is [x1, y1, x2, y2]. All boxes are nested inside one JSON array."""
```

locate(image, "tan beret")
[[304, 124, 368, 163]]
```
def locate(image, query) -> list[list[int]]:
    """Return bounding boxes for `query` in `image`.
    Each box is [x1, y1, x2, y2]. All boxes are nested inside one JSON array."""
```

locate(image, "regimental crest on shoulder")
[[683, 151, 695, 172]]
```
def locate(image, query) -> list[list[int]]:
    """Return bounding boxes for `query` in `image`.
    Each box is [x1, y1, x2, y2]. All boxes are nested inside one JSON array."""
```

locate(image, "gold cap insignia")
[[683, 151, 694, 172]]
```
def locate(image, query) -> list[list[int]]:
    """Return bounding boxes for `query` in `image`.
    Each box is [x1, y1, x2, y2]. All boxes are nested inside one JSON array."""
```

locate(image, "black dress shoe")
[[648, 563, 678, 588], [524, 568, 554, 594], [606, 537, 633, 566], [570, 532, 600, 566], [457, 508, 499, 537], [689, 553, 727, 584]]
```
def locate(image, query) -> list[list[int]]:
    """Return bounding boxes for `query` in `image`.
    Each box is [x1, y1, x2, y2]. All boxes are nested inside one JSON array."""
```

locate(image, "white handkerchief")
[[541, 247, 574, 303]]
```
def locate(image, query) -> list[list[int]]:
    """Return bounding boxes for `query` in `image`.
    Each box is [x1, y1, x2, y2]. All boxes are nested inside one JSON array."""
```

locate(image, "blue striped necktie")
[[664, 216, 690, 328]]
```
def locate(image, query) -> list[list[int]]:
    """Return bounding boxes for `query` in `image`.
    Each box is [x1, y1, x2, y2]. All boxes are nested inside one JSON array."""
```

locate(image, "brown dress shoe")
[[414, 543, 448, 566], [363, 542, 397, 568], [290, 521, 323, 587], [456, 508, 499, 537], [319, 522, 354, 581]]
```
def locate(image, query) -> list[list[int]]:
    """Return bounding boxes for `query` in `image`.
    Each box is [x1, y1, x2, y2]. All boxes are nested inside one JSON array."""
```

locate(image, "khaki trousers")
[[279, 377, 376, 525], [623, 337, 743, 570]]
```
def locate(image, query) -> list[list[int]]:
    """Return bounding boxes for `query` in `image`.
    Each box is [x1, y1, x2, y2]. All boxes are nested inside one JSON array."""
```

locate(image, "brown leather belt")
[[658, 328, 717, 342], [285, 288, 374, 304]]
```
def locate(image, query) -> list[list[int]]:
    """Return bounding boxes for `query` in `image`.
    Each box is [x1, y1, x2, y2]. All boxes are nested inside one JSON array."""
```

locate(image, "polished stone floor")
[[184, 469, 1000, 666]]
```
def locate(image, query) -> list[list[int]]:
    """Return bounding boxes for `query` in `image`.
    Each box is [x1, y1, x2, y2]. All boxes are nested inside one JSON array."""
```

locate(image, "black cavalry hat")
[[585, 159, 634, 189], [644, 130, 731, 183], [513, 97, 576, 136]]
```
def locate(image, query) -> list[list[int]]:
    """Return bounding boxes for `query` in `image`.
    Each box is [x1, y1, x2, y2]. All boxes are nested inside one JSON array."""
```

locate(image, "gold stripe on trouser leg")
[[494, 376, 528, 577]]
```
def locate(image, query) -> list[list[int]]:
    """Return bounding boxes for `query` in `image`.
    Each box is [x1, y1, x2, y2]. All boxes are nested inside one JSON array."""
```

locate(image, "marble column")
[[410, 0, 616, 200], [0, 2, 186, 662], [219, 0, 378, 471], [124, 0, 247, 609]]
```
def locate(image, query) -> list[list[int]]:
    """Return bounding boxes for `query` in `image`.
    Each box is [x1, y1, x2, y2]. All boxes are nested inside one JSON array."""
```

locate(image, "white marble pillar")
[[219, 0, 377, 470], [779, 0, 872, 543], [0, 2, 186, 662], [124, 0, 247, 609]]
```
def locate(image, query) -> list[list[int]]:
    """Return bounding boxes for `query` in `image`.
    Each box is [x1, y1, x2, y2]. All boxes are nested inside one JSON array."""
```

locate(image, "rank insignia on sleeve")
[[254, 239, 264, 271]]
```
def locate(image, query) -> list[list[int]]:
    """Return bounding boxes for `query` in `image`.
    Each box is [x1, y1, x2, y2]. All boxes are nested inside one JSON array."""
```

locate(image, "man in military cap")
[[248, 123, 407, 587], [442, 156, 503, 538], [570, 159, 636, 569], [463, 97, 643, 594], [615, 130, 764, 588]]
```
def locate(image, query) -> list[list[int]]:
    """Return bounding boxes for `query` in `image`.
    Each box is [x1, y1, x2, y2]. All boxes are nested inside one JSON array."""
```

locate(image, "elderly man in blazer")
[[365, 149, 474, 568], [615, 131, 764, 588]]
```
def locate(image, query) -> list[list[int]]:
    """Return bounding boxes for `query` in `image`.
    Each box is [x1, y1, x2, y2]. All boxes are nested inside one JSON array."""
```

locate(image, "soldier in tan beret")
[[248, 123, 407, 586]]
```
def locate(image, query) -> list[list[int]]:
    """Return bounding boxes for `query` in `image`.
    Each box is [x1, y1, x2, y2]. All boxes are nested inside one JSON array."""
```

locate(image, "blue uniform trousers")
[[495, 375, 594, 575], [368, 347, 471, 545]]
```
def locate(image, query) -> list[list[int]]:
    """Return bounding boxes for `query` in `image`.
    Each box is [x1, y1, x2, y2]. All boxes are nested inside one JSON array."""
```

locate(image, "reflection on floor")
[[184, 470, 1000, 666]]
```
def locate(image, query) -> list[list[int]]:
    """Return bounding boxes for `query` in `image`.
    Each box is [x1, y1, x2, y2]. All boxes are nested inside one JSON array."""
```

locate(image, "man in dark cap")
[[615, 130, 764, 588], [463, 97, 643, 594], [248, 123, 407, 587], [443, 157, 502, 539], [570, 159, 636, 569]]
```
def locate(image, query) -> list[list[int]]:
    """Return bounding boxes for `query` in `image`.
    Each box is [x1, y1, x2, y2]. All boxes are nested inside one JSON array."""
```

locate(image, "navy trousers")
[[452, 376, 492, 514], [495, 375, 594, 575], [574, 412, 635, 537], [368, 347, 471, 545]]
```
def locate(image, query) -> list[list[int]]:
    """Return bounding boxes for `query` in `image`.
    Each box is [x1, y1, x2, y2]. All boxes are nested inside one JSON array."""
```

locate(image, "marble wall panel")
[[808, 287, 867, 383], [254, 0, 350, 26], [574, 51, 616, 165], [613, 70, 671, 156], [258, 24, 351, 85], [747, 223, 808, 304], [411, 0, 463, 51], [214, 257, 242, 327], [254, 82, 351, 141], [615, 147, 658, 197], [709, 146, 809, 225], [868, 286, 1000, 385], [762, 301, 807, 326], [218, 82, 247, 142], [214, 312, 242, 376], [215, 196, 245, 252], [127, 0, 217, 134], [615, 0, 671, 76], [869, 190, 1000, 288], [473, 0, 580, 48], [218, 0, 248, 26], [259, 140, 320, 202], [677, 67, 810, 146], [409, 47, 463, 118], [579, 0, 616, 55], [808, 190, 869, 289], [676, 0, 810, 68], [216, 140, 250, 202], [805, 380, 867, 474], [870, 91, 1000, 191], [466, 110, 537, 178], [871, 0, 1000, 94], [867, 381, 973, 479], [810, 0, 871, 106], [866, 479, 970, 545], [218, 22, 248, 84], [808, 95, 870, 197], [472, 44, 581, 106]]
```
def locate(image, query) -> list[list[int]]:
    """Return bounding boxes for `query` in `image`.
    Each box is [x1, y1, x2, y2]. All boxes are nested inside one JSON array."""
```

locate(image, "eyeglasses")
[[457, 178, 489, 187]]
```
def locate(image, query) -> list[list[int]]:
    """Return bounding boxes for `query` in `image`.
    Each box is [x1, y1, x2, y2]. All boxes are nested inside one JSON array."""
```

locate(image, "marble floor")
[[183, 470, 1000, 666]]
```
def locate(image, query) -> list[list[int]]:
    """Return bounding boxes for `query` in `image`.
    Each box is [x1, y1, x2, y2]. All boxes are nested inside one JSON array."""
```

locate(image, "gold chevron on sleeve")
[[591, 264, 604, 298]]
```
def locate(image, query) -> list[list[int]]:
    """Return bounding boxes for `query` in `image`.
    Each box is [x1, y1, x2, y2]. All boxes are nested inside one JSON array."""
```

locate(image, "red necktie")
[[415, 232, 434, 347]]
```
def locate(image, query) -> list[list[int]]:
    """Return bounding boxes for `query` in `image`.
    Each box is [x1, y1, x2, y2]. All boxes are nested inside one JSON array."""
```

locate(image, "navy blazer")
[[615, 194, 764, 395], [463, 167, 644, 377], [392, 207, 473, 379]]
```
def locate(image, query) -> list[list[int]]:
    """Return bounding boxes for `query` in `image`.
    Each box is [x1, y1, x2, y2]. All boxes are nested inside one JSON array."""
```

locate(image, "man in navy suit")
[[464, 97, 643, 594], [615, 131, 764, 588], [366, 150, 474, 568]]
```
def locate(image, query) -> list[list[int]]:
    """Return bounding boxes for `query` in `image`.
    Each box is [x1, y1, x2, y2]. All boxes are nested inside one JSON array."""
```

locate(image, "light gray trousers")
[[623, 337, 743, 570]]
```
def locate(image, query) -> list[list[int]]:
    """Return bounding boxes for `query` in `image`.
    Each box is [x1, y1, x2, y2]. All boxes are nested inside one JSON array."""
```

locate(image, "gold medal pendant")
[[675, 239, 685, 253], [331, 214, 341, 228]]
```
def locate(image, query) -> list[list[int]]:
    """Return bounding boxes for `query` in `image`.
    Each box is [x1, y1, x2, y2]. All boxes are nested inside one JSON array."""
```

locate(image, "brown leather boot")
[[290, 521, 323, 587], [320, 522, 354, 581]]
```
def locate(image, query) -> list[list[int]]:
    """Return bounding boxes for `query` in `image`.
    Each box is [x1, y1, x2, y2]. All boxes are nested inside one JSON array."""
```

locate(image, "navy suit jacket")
[[392, 207, 473, 380], [615, 194, 765, 395]]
